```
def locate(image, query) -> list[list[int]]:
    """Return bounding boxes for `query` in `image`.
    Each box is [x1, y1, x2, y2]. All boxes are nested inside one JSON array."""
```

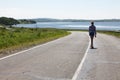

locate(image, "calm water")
[[15, 22, 120, 31]]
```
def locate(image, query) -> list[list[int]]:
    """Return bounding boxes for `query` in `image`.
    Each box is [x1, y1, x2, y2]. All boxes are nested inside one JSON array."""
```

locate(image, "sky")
[[0, 0, 120, 19]]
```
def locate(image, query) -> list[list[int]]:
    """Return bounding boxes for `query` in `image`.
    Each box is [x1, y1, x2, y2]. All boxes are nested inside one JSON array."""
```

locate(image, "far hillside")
[[0, 17, 36, 27], [0, 17, 19, 27], [18, 19, 36, 24], [31, 18, 120, 22]]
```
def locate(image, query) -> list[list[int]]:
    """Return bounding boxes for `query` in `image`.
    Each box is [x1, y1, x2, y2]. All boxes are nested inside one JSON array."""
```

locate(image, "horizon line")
[[0, 16, 120, 20]]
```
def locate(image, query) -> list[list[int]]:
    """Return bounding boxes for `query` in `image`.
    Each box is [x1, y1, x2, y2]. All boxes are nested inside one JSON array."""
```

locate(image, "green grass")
[[98, 31, 120, 38], [63, 29, 120, 38], [0, 27, 70, 54]]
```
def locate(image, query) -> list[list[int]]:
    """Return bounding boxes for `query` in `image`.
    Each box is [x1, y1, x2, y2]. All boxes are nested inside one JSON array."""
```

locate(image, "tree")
[[19, 19, 36, 24], [0, 17, 19, 26]]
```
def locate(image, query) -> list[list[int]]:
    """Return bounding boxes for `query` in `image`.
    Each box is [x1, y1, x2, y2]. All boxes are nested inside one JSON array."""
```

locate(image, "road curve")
[[76, 33, 120, 80], [0, 32, 89, 80]]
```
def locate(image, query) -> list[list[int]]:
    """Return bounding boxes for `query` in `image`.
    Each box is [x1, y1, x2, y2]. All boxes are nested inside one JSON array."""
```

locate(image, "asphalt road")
[[76, 33, 120, 80], [0, 32, 89, 80]]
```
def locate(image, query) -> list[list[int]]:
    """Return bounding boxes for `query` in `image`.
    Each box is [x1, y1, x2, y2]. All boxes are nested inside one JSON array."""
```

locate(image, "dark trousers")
[[90, 36, 94, 48]]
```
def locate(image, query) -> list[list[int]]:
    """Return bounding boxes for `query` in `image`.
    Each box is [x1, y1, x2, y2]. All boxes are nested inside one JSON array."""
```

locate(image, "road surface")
[[0, 32, 89, 80], [0, 32, 120, 80], [75, 33, 120, 80]]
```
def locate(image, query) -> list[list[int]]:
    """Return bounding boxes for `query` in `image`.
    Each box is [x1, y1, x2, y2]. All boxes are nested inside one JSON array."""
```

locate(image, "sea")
[[15, 22, 120, 31]]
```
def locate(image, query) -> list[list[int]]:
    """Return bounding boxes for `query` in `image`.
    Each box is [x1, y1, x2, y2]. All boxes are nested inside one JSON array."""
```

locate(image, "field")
[[0, 27, 70, 55]]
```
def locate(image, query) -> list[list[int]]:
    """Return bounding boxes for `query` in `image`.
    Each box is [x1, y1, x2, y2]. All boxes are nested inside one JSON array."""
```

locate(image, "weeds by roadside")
[[98, 31, 120, 38], [0, 27, 70, 55]]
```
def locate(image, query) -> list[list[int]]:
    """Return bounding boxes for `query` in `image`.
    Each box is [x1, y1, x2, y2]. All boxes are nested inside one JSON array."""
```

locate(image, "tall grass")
[[98, 31, 120, 38], [0, 27, 70, 54]]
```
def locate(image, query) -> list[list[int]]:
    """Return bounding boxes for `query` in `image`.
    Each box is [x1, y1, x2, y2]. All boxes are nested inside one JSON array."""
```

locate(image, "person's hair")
[[91, 21, 94, 25]]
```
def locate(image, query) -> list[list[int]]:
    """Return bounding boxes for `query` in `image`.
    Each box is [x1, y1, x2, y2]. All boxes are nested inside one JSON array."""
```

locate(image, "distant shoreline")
[[30, 18, 120, 22]]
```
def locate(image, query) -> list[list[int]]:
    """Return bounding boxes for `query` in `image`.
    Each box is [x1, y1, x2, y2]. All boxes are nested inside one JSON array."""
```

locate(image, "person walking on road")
[[89, 21, 96, 49]]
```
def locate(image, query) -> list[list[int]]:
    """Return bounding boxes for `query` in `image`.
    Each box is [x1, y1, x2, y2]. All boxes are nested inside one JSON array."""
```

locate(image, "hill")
[[31, 18, 120, 22]]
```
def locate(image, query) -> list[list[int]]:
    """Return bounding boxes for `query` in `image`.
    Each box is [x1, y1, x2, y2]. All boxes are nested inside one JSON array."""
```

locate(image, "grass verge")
[[98, 31, 120, 38], [0, 27, 70, 56], [63, 29, 120, 38]]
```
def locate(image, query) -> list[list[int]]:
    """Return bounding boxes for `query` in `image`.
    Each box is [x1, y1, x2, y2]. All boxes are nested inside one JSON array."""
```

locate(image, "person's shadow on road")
[[90, 47, 97, 49]]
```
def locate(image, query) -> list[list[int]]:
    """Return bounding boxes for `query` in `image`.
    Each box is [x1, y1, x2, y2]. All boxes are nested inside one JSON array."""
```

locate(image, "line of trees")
[[19, 19, 36, 24], [0, 17, 19, 26], [0, 17, 36, 27]]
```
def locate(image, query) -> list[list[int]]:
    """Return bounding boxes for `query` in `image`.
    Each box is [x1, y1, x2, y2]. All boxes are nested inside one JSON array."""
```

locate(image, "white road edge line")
[[0, 32, 90, 80], [72, 34, 90, 80], [0, 45, 43, 61], [0, 36, 64, 61], [0, 32, 73, 61]]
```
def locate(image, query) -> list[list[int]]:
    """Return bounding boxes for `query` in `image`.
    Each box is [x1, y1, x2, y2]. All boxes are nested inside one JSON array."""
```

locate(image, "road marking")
[[0, 36, 64, 61], [72, 34, 90, 80], [0, 33, 72, 61], [0, 45, 42, 61], [0, 32, 90, 80]]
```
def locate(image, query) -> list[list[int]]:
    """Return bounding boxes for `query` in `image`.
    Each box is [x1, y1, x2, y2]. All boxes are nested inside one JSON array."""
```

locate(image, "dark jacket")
[[89, 25, 96, 36]]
